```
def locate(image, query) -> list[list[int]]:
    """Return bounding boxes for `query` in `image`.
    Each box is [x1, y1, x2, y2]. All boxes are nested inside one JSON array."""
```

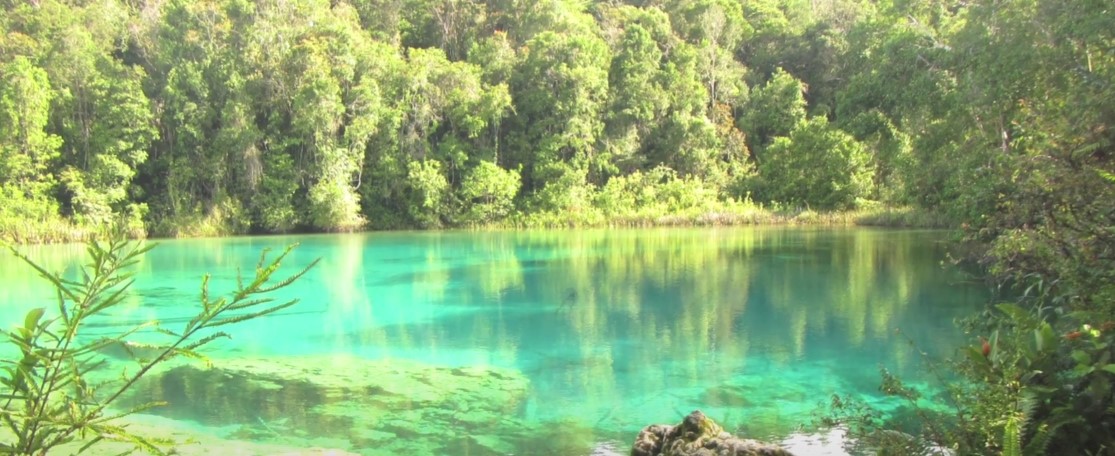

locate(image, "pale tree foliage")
[[0, 57, 62, 221]]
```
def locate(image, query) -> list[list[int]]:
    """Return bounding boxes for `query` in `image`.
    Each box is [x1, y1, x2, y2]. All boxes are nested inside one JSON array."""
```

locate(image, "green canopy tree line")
[[0, 0, 1100, 241], [0, 0, 1106, 237], [3, 0, 1115, 453], [0, 0, 914, 237]]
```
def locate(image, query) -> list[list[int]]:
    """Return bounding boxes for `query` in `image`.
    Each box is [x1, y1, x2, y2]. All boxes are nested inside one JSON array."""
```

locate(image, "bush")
[[758, 117, 875, 210], [459, 161, 521, 225]]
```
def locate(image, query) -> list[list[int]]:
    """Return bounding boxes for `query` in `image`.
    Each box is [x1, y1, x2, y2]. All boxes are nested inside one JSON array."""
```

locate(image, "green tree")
[[360, 46, 510, 228], [841, 110, 913, 203], [459, 160, 521, 224], [739, 68, 807, 154], [835, 14, 957, 206], [606, 19, 664, 172], [508, 27, 610, 205], [17, 1, 156, 232], [253, 152, 301, 232], [140, 0, 248, 234], [286, 44, 363, 231], [759, 116, 873, 209], [405, 159, 451, 228], [0, 56, 61, 222], [57, 65, 155, 230], [401, 0, 488, 61]]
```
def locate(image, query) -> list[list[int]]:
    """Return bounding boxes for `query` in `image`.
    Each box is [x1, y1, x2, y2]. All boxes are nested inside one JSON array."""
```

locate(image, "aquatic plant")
[[0, 233, 317, 455]]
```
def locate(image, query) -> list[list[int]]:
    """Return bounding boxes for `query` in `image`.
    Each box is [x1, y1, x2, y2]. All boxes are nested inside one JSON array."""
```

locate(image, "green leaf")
[[224, 298, 273, 311], [1100, 364, 1115, 375], [182, 332, 230, 351], [210, 300, 298, 328], [1035, 322, 1057, 353], [76, 435, 106, 454], [73, 321, 157, 358], [966, 346, 991, 368], [165, 348, 209, 364], [24, 307, 45, 331], [87, 278, 135, 313], [997, 303, 1033, 325], [1026, 385, 1057, 394], [95, 401, 169, 422]]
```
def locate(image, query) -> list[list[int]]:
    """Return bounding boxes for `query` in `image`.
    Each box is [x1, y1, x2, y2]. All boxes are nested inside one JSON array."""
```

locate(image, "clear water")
[[0, 227, 987, 454]]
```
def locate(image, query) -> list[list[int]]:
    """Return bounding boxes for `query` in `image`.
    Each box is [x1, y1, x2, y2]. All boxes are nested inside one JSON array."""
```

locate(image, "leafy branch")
[[0, 234, 317, 455]]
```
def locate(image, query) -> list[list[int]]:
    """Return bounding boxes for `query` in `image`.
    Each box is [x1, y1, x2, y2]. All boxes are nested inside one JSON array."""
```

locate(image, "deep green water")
[[1, 228, 988, 454]]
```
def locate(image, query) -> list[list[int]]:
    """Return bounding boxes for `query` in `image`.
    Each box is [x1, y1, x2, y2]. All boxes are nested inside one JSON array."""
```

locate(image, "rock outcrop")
[[631, 410, 795, 456]]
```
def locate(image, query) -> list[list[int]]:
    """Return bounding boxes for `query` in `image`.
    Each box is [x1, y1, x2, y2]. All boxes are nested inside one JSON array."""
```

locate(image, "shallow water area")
[[0, 227, 987, 454]]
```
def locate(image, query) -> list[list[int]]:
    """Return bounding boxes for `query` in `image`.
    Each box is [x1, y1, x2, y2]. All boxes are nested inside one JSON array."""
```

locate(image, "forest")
[[0, 0, 1104, 241], [2, 0, 1115, 453]]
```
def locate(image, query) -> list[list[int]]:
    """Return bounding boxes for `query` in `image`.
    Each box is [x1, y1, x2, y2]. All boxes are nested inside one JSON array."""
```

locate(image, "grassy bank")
[[2, 205, 952, 245], [0, 217, 146, 245], [0, 218, 94, 245], [500, 204, 952, 230]]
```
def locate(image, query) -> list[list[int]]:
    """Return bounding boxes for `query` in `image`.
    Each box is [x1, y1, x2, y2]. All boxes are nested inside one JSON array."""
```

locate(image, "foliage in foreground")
[[0, 234, 317, 455], [823, 171, 1115, 455], [824, 176, 1115, 454], [822, 303, 1115, 455]]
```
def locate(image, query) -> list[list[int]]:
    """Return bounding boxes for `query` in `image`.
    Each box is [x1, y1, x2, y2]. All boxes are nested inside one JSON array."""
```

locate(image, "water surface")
[[0, 228, 987, 454]]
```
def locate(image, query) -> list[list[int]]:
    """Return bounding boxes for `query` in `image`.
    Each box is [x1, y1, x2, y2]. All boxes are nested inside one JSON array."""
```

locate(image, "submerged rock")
[[631, 410, 795, 456]]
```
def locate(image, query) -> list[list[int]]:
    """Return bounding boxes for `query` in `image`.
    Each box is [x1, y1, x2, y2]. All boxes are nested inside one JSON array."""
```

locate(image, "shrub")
[[758, 117, 875, 210]]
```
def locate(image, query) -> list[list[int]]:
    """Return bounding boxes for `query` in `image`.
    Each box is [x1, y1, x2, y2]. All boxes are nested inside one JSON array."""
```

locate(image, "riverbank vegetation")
[[2, 0, 1049, 242], [2, 0, 1114, 454]]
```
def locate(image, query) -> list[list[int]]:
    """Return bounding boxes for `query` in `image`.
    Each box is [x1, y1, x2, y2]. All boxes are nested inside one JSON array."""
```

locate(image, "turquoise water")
[[0, 228, 987, 454]]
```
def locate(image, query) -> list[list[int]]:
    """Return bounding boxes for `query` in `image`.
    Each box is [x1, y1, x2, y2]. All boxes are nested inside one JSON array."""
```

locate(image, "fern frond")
[[1024, 413, 1081, 456], [1017, 390, 1039, 436], [1003, 414, 1023, 456]]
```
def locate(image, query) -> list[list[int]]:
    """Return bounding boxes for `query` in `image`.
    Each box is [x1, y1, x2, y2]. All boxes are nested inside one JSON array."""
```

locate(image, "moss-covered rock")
[[631, 410, 795, 456]]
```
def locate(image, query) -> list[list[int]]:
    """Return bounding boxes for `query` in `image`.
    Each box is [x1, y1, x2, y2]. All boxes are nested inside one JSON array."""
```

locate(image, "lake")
[[0, 227, 988, 454]]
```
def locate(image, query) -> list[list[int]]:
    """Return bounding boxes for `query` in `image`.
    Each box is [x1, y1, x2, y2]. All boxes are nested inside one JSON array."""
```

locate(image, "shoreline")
[[2, 206, 951, 246]]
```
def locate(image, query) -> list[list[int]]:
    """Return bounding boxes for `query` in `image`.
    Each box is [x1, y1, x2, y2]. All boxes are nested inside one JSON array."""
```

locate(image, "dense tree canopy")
[[0, 0, 1101, 242], [0, 0, 1109, 261]]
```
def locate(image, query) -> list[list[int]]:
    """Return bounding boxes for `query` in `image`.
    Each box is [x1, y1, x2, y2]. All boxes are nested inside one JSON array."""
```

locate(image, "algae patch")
[[125, 356, 536, 454]]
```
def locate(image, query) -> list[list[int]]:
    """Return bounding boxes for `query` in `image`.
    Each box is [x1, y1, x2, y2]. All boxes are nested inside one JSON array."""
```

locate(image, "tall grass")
[[496, 203, 951, 230], [5, 202, 952, 246], [0, 218, 94, 245]]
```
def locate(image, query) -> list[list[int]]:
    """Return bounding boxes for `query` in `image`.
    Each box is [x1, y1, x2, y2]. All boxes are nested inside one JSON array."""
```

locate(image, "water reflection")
[[0, 228, 986, 452]]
